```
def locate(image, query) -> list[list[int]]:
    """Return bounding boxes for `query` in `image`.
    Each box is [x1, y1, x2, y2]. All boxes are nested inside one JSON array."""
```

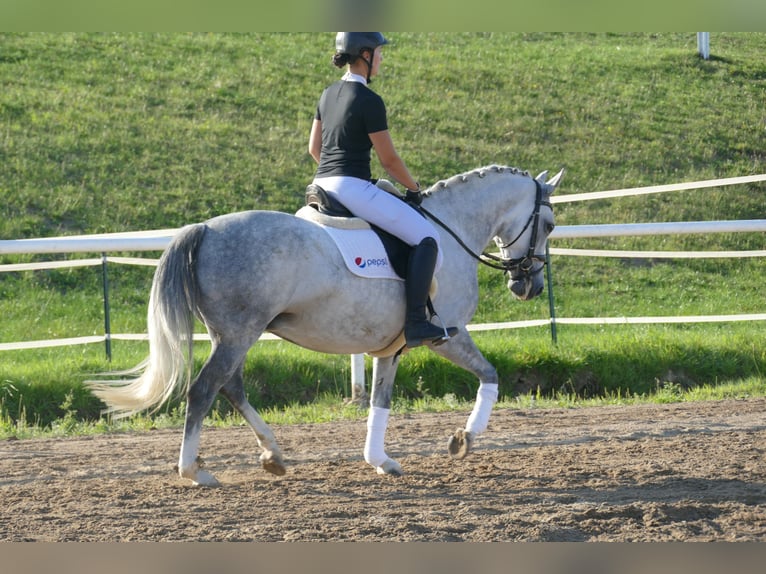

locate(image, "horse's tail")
[[88, 223, 207, 419]]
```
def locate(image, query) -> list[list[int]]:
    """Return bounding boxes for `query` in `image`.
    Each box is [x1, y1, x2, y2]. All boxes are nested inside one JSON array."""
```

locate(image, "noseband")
[[417, 178, 552, 279]]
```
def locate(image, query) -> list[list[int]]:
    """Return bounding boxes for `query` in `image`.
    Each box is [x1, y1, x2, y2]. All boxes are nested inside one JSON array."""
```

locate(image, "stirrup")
[[421, 298, 457, 346], [430, 313, 458, 346], [406, 315, 458, 348]]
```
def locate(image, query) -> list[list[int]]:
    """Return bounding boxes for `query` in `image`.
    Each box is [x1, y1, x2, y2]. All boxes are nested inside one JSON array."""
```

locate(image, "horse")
[[88, 164, 563, 486]]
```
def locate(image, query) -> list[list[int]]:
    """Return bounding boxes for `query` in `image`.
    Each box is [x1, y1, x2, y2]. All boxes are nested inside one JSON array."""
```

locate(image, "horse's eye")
[[546, 223, 555, 234]]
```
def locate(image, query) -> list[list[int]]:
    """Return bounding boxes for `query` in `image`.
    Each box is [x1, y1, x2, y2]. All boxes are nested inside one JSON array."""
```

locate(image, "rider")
[[308, 32, 457, 348]]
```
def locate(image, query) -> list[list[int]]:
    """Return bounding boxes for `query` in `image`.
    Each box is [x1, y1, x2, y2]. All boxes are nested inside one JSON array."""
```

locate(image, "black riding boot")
[[404, 237, 458, 348]]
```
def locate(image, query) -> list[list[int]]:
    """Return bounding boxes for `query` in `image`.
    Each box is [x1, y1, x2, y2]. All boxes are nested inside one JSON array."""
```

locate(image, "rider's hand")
[[405, 182, 422, 206]]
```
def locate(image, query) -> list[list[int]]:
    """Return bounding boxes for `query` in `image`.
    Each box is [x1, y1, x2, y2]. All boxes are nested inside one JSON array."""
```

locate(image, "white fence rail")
[[1, 173, 765, 357], [3, 218, 766, 257]]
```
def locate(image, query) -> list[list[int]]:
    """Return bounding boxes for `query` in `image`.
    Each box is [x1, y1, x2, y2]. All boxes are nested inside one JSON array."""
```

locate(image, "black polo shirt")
[[314, 80, 388, 181]]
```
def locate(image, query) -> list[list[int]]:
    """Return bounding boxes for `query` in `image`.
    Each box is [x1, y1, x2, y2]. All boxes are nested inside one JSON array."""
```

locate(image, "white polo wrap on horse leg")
[[466, 382, 498, 435], [364, 406, 390, 468]]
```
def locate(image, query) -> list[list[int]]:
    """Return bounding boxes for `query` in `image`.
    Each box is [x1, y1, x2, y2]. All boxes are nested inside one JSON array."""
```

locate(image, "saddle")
[[305, 183, 354, 218], [302, 180, 411, 279], [305, 179, 402, 218]]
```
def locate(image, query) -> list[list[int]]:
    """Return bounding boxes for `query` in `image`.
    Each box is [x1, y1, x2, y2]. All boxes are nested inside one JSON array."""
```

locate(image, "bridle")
[[416, 178, 552, 279]]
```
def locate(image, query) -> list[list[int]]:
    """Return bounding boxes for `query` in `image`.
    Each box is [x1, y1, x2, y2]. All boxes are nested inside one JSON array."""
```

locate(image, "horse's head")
[[494, 168, 563, 300]]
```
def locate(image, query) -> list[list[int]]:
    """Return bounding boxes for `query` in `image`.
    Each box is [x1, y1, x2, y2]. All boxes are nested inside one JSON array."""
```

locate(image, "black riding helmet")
[[335, 32, 388, 82], [335, 32, 388, 55]]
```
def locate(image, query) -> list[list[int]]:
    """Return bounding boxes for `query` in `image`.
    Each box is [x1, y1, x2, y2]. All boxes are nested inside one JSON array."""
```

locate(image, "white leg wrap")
[[465, 383, 498, 435], [364, 406, 390, 468]]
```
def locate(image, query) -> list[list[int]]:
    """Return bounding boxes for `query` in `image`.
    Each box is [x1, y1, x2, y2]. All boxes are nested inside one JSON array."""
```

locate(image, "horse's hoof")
[[375, 459, 403, 477], [178, 458, 221, 487], [260, 453, 287, 476], [447, 429, 474, 459], [191, 469, 221, 487]]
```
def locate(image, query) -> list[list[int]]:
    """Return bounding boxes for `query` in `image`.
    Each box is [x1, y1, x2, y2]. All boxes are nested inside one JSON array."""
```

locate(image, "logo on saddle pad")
[[329, 230, 397, 279], [354, 256, 389, 270]]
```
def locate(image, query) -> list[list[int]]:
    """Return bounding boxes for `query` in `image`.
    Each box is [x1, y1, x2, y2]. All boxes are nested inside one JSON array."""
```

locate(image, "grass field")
[[1, 32, 764, 433]]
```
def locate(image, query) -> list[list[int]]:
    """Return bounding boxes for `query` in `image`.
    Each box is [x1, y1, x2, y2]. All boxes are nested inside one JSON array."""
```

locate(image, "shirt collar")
[[341, 71, 367, 85]]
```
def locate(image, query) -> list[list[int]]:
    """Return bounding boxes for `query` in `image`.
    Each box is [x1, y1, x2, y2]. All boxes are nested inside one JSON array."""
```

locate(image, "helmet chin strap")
[[362, 49, 373, 83]]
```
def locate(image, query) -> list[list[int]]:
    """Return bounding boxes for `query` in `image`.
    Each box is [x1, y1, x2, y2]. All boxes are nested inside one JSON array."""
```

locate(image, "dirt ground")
[[1, 397, 765, 541]]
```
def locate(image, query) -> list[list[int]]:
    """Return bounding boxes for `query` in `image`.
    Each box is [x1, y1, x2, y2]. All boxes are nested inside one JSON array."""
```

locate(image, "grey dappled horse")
[[89, 165, 562, 486]]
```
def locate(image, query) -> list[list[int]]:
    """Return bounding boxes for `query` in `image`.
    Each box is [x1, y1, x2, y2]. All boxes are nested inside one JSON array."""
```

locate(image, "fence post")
[[350, 353, 366, 400], [101, 253, 112, 361], [697, 32, 710, 60], [545, 241, 558, 344]]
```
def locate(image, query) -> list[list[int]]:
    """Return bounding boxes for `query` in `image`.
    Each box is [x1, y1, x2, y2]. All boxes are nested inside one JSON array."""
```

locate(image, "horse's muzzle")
[[510, 279, 527, 297], [508, 269, 544, 300]]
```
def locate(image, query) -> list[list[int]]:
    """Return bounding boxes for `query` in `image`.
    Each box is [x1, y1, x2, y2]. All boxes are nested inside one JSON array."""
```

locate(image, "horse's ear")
[[546, 168, 565, 190], [535, 170, 549, 183]]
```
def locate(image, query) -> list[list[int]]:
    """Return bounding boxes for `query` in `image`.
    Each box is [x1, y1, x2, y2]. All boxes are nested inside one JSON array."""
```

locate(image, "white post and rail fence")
[[2, 173, 766, 391]]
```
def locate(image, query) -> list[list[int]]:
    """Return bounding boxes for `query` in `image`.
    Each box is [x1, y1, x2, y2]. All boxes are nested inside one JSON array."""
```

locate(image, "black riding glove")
[[405, 188, 422, 207]]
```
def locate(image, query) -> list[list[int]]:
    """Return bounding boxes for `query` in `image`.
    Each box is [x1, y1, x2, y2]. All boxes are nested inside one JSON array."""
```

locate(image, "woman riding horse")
[[308, 32, 457, 348]]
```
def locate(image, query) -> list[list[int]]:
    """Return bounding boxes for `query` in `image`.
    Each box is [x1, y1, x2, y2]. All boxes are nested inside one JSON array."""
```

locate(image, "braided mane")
[[424, 165, 531, 196]]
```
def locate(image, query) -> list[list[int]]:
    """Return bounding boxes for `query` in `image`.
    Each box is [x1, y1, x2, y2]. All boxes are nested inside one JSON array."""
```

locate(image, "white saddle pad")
[[295, 206, 402, 281]]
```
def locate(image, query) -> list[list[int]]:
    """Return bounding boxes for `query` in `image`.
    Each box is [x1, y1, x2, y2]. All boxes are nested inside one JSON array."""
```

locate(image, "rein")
[[417, 178, 551, 276]]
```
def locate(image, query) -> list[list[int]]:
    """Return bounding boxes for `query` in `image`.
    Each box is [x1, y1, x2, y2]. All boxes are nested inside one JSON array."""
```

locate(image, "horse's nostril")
[[510, 281, 526, 297]]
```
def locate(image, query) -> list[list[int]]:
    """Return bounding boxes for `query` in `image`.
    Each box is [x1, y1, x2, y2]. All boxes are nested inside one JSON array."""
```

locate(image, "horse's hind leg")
[[178, 343, 255, 486], [219, 369, 286, 476]]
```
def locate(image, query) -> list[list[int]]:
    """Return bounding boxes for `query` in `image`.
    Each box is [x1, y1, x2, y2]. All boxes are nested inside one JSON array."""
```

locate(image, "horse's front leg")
[[432, 332, 499, 460], [364, 355, 402, 476]]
